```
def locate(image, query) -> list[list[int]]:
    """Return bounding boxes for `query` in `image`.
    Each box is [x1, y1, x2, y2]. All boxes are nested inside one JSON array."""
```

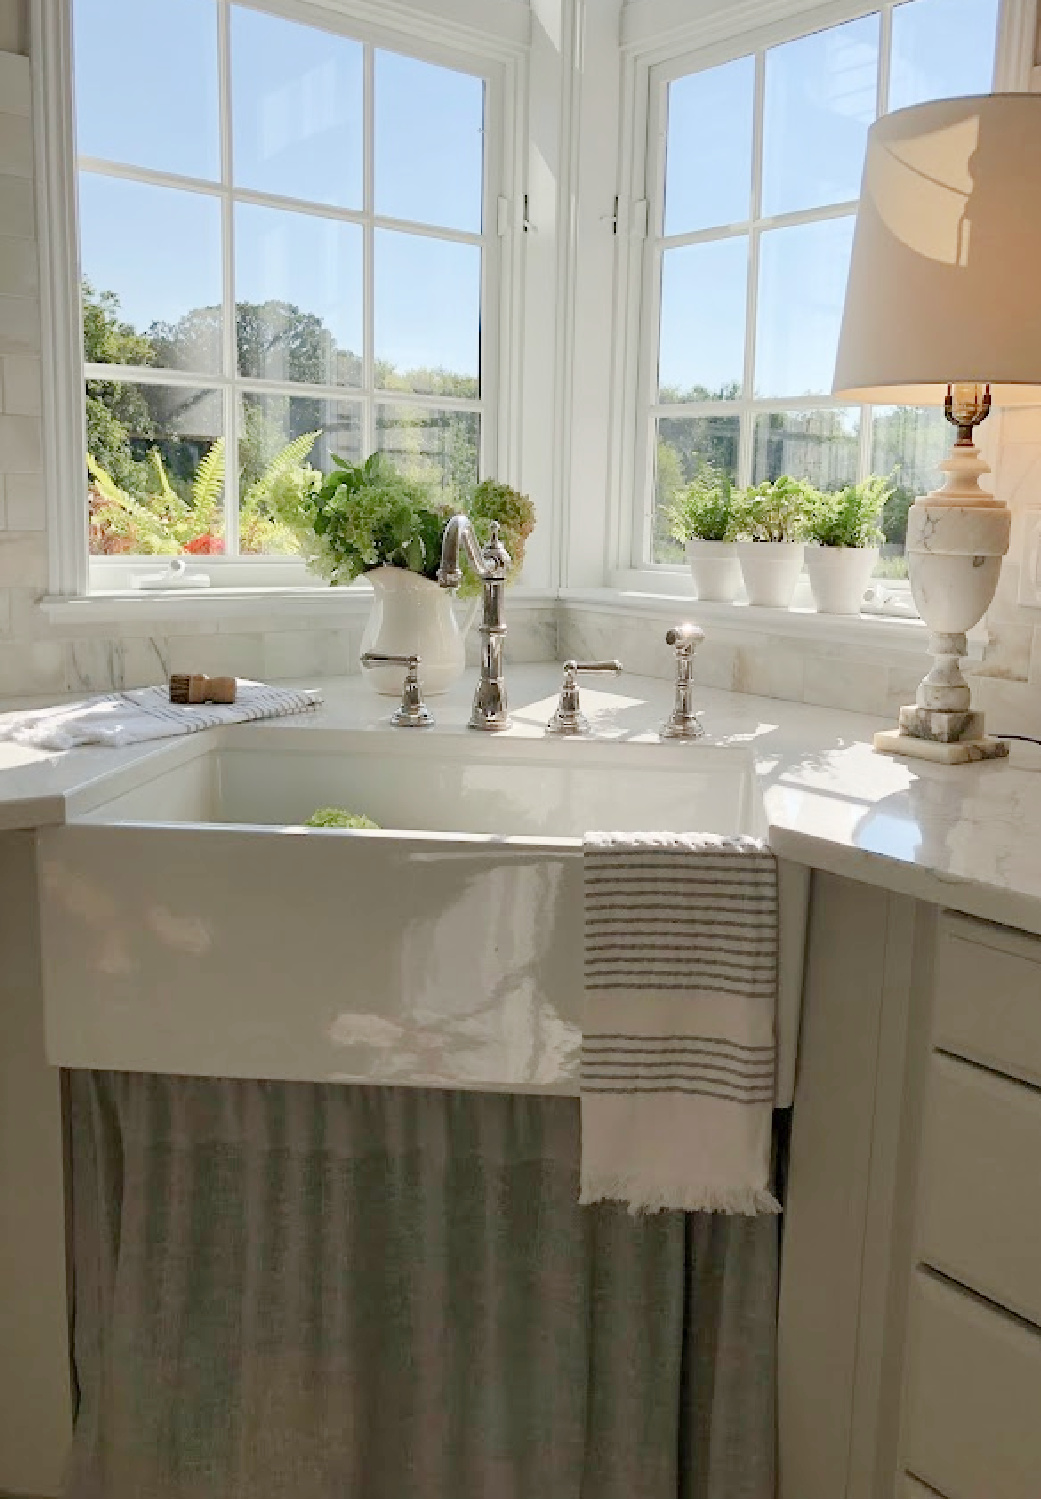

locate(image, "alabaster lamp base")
[[874, 441, 1011, 766]]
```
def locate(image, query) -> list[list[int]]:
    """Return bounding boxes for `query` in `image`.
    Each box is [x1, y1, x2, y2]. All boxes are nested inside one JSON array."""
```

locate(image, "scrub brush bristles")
[[169, 673, 237, 705]]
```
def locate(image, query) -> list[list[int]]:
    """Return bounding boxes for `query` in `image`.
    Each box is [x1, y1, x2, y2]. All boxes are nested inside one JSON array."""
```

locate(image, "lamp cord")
[[995, 734, 1041, 746]]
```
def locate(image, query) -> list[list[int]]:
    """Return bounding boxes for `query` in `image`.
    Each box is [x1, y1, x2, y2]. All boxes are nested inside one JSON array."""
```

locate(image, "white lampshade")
[[833, 93, 1041, 406]]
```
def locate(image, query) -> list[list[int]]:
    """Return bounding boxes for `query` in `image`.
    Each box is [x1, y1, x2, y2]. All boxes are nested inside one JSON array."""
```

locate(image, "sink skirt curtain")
[[65, 1072, 777, 1498]]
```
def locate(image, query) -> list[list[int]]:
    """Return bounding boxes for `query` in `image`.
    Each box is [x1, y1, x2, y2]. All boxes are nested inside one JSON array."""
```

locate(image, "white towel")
[[580, 832, 780, 1215], [0, 681, 322, 750]]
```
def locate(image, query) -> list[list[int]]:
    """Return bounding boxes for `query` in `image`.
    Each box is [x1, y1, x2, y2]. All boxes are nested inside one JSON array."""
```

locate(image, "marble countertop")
[[4, 664, 1041, 935]]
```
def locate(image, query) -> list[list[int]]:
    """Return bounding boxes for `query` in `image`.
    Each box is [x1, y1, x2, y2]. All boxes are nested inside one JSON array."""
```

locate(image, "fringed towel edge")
[[579, 1175, 782, 1216]]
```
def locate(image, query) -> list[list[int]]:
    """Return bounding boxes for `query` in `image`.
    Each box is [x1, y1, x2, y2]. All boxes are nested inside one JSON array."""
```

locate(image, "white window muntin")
[[631, 0, 1005, 574], [53, 0, 518, 589]]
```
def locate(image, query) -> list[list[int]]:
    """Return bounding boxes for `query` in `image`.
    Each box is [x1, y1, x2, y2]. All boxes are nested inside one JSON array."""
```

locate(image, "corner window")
[[73, 0, 492, 567], [641, 0, 1002, 581]]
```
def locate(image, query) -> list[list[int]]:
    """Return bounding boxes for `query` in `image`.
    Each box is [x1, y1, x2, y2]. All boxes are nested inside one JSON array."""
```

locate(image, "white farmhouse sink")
[[38, 725, 803, 1097], [70, 727, 757, 838]]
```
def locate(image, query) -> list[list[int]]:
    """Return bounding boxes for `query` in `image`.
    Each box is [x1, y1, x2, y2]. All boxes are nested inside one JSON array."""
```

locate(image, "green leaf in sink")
[[304, 808, 381, 830]]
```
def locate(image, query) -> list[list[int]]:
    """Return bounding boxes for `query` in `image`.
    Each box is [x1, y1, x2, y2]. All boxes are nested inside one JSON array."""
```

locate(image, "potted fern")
[[804, 477, 890, 615], [274, 454, 535, 694], [664, 464, 742, 603], [729, 476, 811, 608]]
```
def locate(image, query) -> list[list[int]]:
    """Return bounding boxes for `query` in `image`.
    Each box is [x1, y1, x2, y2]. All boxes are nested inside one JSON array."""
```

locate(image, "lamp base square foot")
[[874, 728, 1009, 764], [898, 704, 985, 742]]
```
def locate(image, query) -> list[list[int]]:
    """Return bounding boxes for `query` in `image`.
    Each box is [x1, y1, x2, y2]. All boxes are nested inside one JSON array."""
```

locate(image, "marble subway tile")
[[0, 639, 64, 696], [0, 530, 46, 588], [0, 54, 30, 117], [0, 293, 40, 354], [1, 354, 40, 416], [973, 675, 1041, 740], [66, 638, 124, 693], [0, 412, 40, 470], [974, 621, 1033, 683], [263, 629, 354, 681], [121, 636, 171, 689], [4, 470, 43, 529], [0, 173, 34, 239], [802, 654, 889, 716], [733, 643, 805, 704], [0, 235, 37, 298], [0, 112, 32, 178], [166, 632, 264, 680]]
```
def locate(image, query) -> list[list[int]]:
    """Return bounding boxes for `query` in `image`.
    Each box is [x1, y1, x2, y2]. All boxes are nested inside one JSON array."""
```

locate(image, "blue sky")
[[74, 0, 483, 379], [74, 0, 998, 394], [659, 0, 998, 402]]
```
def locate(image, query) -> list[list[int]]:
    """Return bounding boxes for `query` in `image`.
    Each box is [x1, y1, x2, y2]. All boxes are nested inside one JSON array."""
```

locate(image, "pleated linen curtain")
[[66, 1072, 777, 1499]]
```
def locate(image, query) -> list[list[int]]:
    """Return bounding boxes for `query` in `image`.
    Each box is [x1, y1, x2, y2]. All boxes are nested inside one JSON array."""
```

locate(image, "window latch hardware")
[[497, 195, 534, 234]]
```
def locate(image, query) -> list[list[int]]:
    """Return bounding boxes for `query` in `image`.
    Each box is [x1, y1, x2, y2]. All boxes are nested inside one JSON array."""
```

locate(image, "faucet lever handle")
[[360, 652, 434, 729], [548, 659, 623, 736], [565, 659, 624, 679]]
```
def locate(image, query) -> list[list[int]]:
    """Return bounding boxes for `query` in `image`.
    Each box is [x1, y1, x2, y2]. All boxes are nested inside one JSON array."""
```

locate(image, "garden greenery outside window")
[[74, 0, 492, 568], [643, 0, 1002, 584]]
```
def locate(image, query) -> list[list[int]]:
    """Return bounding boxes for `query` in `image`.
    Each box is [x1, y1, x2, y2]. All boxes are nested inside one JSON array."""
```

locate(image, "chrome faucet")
[[438, 515, 512, 731]]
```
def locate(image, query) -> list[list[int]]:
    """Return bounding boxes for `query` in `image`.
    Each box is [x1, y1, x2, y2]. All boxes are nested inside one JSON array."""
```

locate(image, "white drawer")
[[918, 1053, 1041, 1328], [933, 914, 1041, 1089], [902, 1272, 1041, 1498]]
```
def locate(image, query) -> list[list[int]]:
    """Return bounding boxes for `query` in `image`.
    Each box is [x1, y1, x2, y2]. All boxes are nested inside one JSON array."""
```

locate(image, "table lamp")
[[833, 93, 1041, 763]]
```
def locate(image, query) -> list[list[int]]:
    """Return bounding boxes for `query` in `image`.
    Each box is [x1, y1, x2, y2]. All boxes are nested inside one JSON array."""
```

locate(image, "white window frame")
[[607, 0, 1036, 598], [33, 0, 530, 598]]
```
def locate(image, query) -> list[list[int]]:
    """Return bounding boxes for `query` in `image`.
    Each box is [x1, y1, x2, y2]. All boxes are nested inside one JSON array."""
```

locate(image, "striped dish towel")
[[580, 832, 780, 1215], [0, 681, 322, 750]]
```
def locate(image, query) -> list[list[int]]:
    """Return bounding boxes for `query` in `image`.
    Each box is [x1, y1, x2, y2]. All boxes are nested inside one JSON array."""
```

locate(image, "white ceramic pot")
[[685, 539, 742, 603], [805, 545, 879, 615], [360, 567, 477, 696], [734, 541, 805, 609]]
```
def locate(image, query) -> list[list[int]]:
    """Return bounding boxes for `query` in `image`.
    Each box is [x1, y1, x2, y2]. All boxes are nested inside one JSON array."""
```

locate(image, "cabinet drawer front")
[[933, 914, 1041, 1088], [902, 1273, 1041, 1498], [919, 1054, 1041, 1327]]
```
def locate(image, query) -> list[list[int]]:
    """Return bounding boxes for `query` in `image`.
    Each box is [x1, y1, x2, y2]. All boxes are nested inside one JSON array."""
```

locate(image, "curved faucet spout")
[[436, 513, 512, 730], [437, 514, 510, 590]]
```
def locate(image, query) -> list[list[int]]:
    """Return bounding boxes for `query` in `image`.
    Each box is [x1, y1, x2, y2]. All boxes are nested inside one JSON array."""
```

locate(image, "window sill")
[[39, 580, 940, 660], [39, 583, 560, 627], [562, 586, 936, 658]]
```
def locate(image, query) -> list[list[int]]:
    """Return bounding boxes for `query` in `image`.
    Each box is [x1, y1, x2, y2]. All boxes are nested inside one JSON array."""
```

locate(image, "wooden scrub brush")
[[169, 673, 237, 705]]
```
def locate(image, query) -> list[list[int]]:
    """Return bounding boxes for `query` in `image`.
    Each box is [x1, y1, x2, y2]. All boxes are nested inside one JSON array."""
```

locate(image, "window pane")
[[375, 51, 484, 233], [74, 0, 219, 179], [231, 7, 363, 210], [871, 404, 949, 577], [889, 0, 999, 112], [87, 382, 222, 555], [239, 393, 361, 555], [235, 204, 362, 387], [375, 404, 479, 503], [80, 175, 222, 374], [374, 231, 480, 396], [653, 414, 740, 563], [664, 57, 754, 236], [752, 408, 860, 489], [762, 16, 878, 218], [659, 237, 746, 402], [755, 216, 854, 398]]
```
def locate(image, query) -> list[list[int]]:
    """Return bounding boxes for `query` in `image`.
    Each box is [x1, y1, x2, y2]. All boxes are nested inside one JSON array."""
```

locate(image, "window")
[[73, 0, 494, 567], [640, 0, 1002, 578]]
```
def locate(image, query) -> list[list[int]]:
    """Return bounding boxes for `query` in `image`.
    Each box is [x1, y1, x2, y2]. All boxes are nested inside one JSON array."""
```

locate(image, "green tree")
[[83, 280, 156, 493]]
